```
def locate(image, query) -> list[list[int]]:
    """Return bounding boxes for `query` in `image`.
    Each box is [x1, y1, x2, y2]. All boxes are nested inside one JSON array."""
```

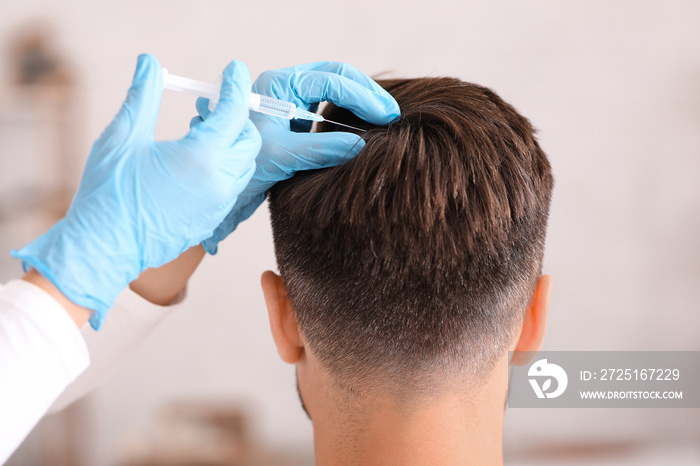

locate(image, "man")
[[261, 77, 554, 464], [34, 73, 551, 465]]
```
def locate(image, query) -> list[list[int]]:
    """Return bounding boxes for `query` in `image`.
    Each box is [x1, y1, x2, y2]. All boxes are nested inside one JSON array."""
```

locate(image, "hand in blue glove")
[[13, 54, 261, 329], [191, 61, 401, 254]]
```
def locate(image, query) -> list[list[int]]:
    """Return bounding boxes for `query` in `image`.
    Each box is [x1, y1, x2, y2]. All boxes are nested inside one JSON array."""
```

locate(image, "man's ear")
[[511, 275, 552, 366], [261, 270, 304, 364]]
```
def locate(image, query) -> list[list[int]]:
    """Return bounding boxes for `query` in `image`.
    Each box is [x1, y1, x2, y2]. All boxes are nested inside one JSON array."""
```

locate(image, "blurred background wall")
[[1, 0, 699, 464]]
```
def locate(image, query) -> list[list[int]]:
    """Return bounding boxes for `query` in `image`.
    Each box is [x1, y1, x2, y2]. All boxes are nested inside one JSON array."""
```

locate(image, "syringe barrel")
[[249, 93, 296, 119], [162, 67, 311, 120]]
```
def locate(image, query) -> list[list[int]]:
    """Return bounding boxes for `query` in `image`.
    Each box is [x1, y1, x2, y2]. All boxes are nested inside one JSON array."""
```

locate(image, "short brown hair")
[[268, 77, 553, 393]]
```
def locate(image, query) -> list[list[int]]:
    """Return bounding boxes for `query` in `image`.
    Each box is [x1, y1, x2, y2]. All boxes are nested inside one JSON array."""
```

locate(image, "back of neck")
[[312, 388, 505, 465]]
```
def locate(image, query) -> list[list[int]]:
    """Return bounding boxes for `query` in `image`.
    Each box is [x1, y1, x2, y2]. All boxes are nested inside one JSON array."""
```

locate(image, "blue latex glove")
[[191, 61, 400, 254], [12, 54, 261, 329]]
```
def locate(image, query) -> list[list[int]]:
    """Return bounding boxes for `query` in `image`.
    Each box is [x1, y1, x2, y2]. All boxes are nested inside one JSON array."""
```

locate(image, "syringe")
[[162, 68, 365, 131]]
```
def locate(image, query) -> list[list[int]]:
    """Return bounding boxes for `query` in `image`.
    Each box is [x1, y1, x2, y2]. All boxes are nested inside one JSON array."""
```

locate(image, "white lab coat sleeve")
[[0, 280, 90, 464], [49, 286, 180, 413]]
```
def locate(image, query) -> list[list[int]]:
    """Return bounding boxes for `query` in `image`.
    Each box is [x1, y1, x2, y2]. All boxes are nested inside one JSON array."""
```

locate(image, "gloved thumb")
[[112, 54, 163, 142]]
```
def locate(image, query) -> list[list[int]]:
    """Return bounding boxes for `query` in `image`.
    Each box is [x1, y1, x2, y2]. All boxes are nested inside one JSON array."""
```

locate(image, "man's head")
[[263, 77, 553, 410]]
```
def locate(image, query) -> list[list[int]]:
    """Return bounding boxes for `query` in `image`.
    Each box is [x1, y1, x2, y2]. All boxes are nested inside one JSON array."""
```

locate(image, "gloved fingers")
[[289, 70, 400, 125], [187, 60, 251, 147], [281, 131, 366, 168], [293, 62, 387, 95], [195, 96, 212, 119], [115, 54, 163, 142]]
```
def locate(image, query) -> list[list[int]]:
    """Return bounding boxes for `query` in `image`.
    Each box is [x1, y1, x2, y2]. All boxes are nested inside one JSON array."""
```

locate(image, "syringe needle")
[[320, 119, 367, 133]]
